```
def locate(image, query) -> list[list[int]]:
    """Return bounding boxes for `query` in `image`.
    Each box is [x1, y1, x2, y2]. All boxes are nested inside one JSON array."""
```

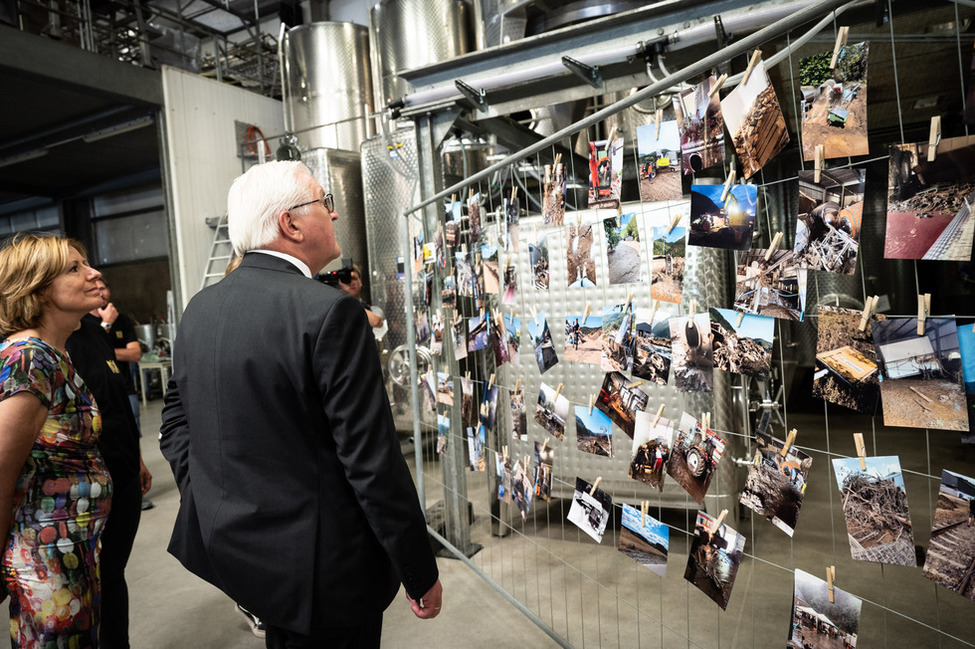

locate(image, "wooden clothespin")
[[511, 186, 518, 201], [641, 501, 649, 528], [488, 373, 495, 390], [667, 213, 682, 234], [754, 449, 762, 466], [468, 188, 474, 200], [780, 428, 797, 458], [689, 300, 697, 318], [589, 476, 603, 495], [917, 293, 931, 336], [514, 378, 521, 394], [654, 109, 663, 140], [736, 311, 745, 327], [542, 437, 550, 451], [451, 193, 457, 204], [624, 292, 633, 311], [465, 371, 471, 381], [707, 73, 728, 99], [651, 403, 665, 428], [530, 305, 538, 320], [814, 144, 824, 184], [649, 299, 660, 321], [721, 169, 736, 204], [583, 302, 591, 322], [554, 152, 562, 167], [928, 116, 941, 162], [588, 394, 595, 415], [553, 383, 563, 401], [703, 412, 711, 430], [829, 26, 850, 69], [764, 232, 783, 261], [827, 565, 837, 603], [742, 50, 762, 85], [502, 445, 508, 462], [858, 295, 879, 332], [710, 509, 728, 535], [626, 380, 645, 389], [853, 433, 867, 471]]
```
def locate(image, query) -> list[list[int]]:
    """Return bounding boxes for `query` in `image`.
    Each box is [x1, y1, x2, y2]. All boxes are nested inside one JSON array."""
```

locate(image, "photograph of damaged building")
[[734, 250, 806, 320], [794, 168, 865, 274]]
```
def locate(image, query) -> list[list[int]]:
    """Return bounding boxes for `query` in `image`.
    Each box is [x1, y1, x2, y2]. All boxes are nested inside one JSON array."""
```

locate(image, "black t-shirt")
[[66, 314, 141, 480], [108, 312, 139, 395]]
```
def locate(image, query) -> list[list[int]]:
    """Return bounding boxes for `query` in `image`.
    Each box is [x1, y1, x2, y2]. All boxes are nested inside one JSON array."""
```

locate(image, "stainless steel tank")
[[285, 22, 374, 151], [302, 148, 369, 276]]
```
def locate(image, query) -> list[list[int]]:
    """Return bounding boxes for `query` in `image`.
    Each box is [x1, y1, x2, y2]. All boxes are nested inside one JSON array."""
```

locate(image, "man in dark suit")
[[160, 160, 442, 648]]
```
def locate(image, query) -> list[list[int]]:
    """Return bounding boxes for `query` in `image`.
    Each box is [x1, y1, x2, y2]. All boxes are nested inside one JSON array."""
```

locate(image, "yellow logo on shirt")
[[115, 331, 123, 339], [107, 360, 120, 374]]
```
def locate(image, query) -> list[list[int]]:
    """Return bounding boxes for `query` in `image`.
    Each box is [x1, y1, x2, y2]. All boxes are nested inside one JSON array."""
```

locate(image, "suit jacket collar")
[[249, 250, 312, 277], [239, 251, 309, 277]]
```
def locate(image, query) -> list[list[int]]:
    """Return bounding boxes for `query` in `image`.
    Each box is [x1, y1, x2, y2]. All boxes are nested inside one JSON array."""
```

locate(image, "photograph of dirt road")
[[651, 225, 685, 303], [922, 470, 975, 601], [542, 161, 566, 225], [567, 223, 597, 288], [684, 510, 745, 610], [794, 169, 865, 274], [604, 213, 643, 285], [481, 243, 500, 294], [618, 503, 669, 577], [710, 308, 774, 380], [632, 307, 672, 385], [813, 305, 884, 414], [739, 431, 812, 537], [673, 76, 725, 174], [636, 121, 682, 201], [721, 59, 790, 179], [799, 41, 869, 161], [564, 314, 602, 365], [788, 569, 861, 649]]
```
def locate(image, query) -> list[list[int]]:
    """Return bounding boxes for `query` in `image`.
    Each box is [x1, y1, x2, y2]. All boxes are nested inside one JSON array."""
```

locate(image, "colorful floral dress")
[[0, 337, 112, 649]]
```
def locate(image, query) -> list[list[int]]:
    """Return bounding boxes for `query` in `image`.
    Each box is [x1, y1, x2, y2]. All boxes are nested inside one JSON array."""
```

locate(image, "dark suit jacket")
[[160, 253, 438, 634]]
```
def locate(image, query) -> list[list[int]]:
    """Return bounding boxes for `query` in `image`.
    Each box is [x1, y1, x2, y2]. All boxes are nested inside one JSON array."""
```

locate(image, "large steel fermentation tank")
[[302, 148, 368, 275]]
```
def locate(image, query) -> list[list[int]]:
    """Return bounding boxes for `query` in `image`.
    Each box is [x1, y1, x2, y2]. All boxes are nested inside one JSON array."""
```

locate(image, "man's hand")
[[97, 303, 119, 326], [139, 457, 153, 495], [407, 579, 442, 620]]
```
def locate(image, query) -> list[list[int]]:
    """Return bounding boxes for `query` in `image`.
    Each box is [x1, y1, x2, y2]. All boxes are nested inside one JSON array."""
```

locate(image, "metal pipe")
[[402, 198, 425, 506], [403, 0, 857, 218]]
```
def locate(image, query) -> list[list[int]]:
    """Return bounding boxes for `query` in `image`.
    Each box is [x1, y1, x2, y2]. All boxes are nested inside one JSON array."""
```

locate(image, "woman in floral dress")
[[0, 233, 112, 648]]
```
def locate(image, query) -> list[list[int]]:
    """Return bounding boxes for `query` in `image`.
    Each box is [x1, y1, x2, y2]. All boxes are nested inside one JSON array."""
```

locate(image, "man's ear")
[[278, 209, 303, 243]]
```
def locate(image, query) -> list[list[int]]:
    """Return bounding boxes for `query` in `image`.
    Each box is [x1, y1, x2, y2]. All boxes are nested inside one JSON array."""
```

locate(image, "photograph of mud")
[[923, 470, 975, 600], [529, 233, 550, 290], [788, 569, 861, 649], [799, 41, 869, 161], [601, 304, 635, 373], [673, 76, 725, 174], [542, 161, 566, 225], [596, 371, 650, 439], [527, 311, 559, 374], [670, 313, 714, 393], [689, 184, 757, 251], [710, 308, 774, 380], [604, 213, 643, 285], [533, 441, 554, 502], [667, 412, 726, 503], [958, 323, 975, 444], [480, 243, 500, 294], [885, 135, 975, 261], [568, 477, 613, 543], [504, 313, 521, 366], [871, 317, 968, 431], [510, 387, 527, 441], [534, 381, 570, 440], [636, 121, 682, 201], [588, 134, 624, 208], [794, 169, 865, 274], [575, 405, 613, 457], [651, 225, 686, 303], [564, 313, 602, 365], [734, 249, 807, 321], [721, 59, 790, 179], [740, 431, 812, 537], [832, 456, 917, 566], [566, 223, 597, 288], [632, 307, 672, 384], [618, 503, 669, 577], [629, 411, 674, 491], [813, 305, 883, 414], [684, 510, 745, 610]]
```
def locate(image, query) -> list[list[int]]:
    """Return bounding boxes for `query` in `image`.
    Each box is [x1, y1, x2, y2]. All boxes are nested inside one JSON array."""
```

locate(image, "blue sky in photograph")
[[957, 323, 975, 384], [712, 308, 774, 344], [653, 226, 686, 244], [575, 406, 612, 437], [566, 314, 602, 329], [833, 456, 906, 491], [693, 183, 758, 212], [621, 503, 670, 549], [636, 121, 680, 154]]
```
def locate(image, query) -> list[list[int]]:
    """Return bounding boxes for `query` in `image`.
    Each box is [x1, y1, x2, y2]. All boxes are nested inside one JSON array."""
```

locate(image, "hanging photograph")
[[885, 134, 975, 261], [564, 313, 602, 365], [812, 305, 883, 415], [436, 412, 449, 456], [530, 233, 550, 290], [511, 387, 528, 441], [667, 412, 726, 504], [567, 477, 613, 543], [650, 225, 686, 304], [532, 442, 555, 504], [799, 41, 870, 160], [566, 223, 597, 288], [467, 425, 486, 472], [434, 222, 446, 269], [460, 375, 475, 427], [922, 470, 975, 600], [636, 121, 682, 201], [468, 192, 482, 244], [684, 510, 745, 610], [670, 313, 714, 393], [505, 195, 520, 253], [453, 317, 468, 361], [601, 303, 635, 373], [618, 503, 669, 578], [496, 452, 513, 504], [794, 169, 865, 274], [415, 310, 430, 346], [421, 369, 436, 413], [632, 307, 672, 385], [588, 134, 624, 208], [604, 212, 643, 285], [512, 458, 534, 520], [689, 184, 758, 251], [412, 230, 424, 273], [958, 322, 975, 444], [455, 251, 477, 299], [481, 243, 500, 294], [435, 371, 453, 406], [710, 307, 775, 380], [832, 455, 917, 566], [595, 371, 650, 439], [721, 59, 790, 179], [527, 311, 559, 374], [788, 568, 862, 649], [534, 381, 570, 440], [542, 161, 567, 225], [575, 405, 613, 457], [629, 411, 674, 491], [430, 312, 444, 356], [673, 76, 725, 174], [441, 274, 456, 308], [445, 198, 461, 246], [467, 312, 489, 352], [734, 249, 807, 321], [739, 431, 812, 537], [505, 313, 522, 366], [871, 317, 968, 432], [490, 314, 509, 367], [479, 382, 499, 432], [502, 263, 518, 305]]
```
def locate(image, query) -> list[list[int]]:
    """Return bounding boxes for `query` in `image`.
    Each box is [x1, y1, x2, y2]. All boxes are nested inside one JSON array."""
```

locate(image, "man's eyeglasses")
[[290, 193, 334, 213]]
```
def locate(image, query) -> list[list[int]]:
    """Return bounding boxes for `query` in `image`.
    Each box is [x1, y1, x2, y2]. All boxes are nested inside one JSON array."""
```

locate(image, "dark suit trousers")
[[99, 471, 143, 649], [264, 613, 383, 649]]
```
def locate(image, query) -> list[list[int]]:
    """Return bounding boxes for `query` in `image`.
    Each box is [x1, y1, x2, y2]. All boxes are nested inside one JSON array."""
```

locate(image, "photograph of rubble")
[[460, 376, 475, 426], [636, 121, 682, 201], [710, 308, 774, 380], [832, 455, 917, 566], [886, 134, 975, 261], [510, 387, 527, 441], [734, 249, 807, 321], [813, 305, 883, 414], [651, 225, 686, 303], [534, 441, 554, 502], [922, 470, 975, 600], [467, 424, 486, 472], [788, 568, 861, 649], [596, 371, 650, 439], [467, 312, 489, 352], [527, 311, 559, 374], [670, 313, 714, 393], [496, 452, 513, 504], [575, 405, 613, 457], [667, 412, 726, 504], [794, 168, 865, 274], [437, 412, 449, 456], [739, 431, 812, 537], [479, 382, 499, 432], [564, 313, 602, 365], [684, 510, 745, 610], [436, 371, 454, 406], [588, 134, 624, 208], [958, 322, 975, 444], [530, 233, 550, 290], [512, 458, 533, 520], [453, 317, 467, 361], [468, 192, 481, 244], [629, 411, 674, 491], [689, 184, 758, 251], [721, 59, 790, 179], [566, 223, 597, 288], [504, 313, 521, 366], [542, 161, 566, 225], [567, 477, 613, 543], [673, 76, 725, 174], [601, 303, 635, 373], [871, 317, 968, 431], [632, 307, 672, 385], [534, 381, 570, 440], [604, 212, 643, 285], [798, 41, 869, 161], [618, 503, 669, 577]]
